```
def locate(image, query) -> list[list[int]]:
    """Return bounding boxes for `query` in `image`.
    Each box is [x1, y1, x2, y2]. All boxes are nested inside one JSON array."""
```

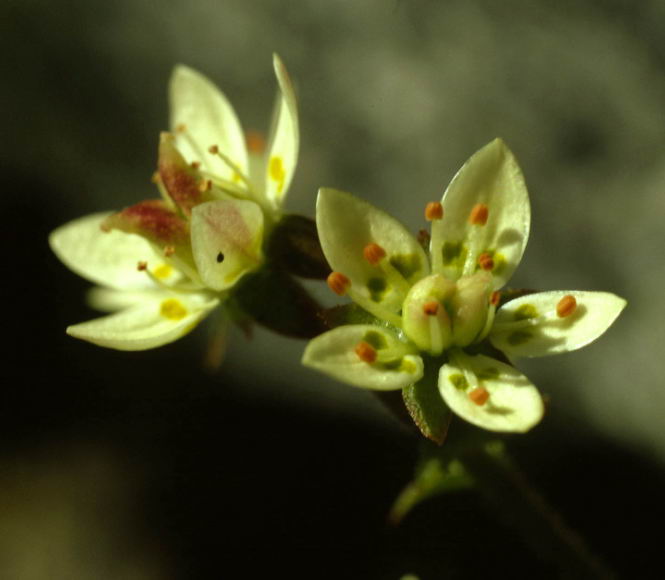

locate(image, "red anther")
[[363, 243, 386, 266], [355, 341, 377, 363], [137, 261, 148, 271], [327, 272, 351, 296], [556, 294, 577, 318], [469, 203, 489, 226], [478, 252, 494, 271], [469, 387, 490, 406], [423, 301, 440, 316], [490, 291, 501, 306], [164, 245, 176, 257], [208, 145, 219, 154], [425, 201, 444, 221]]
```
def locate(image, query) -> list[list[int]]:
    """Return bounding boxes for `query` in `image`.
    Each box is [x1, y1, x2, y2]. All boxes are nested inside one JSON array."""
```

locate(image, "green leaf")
[[265, 214, 331, 279], [231, 267, 326, 338], [402, 357, 451, 444]]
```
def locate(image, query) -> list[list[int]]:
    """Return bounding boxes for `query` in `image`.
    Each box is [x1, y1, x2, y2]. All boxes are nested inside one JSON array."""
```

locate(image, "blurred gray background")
[[3, 0, 665, 578]]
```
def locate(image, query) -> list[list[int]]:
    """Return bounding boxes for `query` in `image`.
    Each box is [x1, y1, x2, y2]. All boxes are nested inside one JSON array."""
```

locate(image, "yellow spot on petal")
[[160, 298, 188, 321], [153, 264, 173, 280], [269, 155, 285, 193]]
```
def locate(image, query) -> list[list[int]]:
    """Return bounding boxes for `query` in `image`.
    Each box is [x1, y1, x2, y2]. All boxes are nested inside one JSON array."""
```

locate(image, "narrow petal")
[[317, 188, 429, 312], [169, 64, 248, 181], [263, 54, 299, 208], [439, 352, 543, 433], [302, 325, 423, 391], [66, 292, 219, 351], [430, 139, 530, 289], [190, 199, 264, 291], [489, 291, 627, 357], [49, 213, 161, 290]]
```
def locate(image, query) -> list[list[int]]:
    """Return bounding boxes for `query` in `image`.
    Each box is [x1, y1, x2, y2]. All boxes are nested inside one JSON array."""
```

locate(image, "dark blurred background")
[[2, 0, 665, 578]]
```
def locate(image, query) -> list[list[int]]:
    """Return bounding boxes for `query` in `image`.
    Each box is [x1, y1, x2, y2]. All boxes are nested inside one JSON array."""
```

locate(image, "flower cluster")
[[50, 55, 298, 350], [302, 139, 625, 433]]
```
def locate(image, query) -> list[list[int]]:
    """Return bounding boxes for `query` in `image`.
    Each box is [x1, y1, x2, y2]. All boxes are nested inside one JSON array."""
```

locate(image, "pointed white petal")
[[190, 199, 264, 291], [169, 65, 248, 181], [317, 188, 429, 312], [302, 325, 423, 391], [263, 54, 299, 208], [430, 139, 530, 289], [49, 213, 162, 290], [490, 291, 627, 357], [439, 352, 543, 433], [67, 292, 219, 351]]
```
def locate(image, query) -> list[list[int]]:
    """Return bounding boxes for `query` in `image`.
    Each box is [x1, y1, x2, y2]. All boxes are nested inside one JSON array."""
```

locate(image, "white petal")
[[67, 292, 219, 351], [169, 65, 248, 182], [87, 287, 169, 312], [49, 213, 162, 290], [302, 325, 423, 391], [190, 199, 264, 291], [439, 352, 543, 433], [263, 54, 299, 208], [490, 291, 627, 357], [317, 188, 429, 311], [430, 139, 530, 289]]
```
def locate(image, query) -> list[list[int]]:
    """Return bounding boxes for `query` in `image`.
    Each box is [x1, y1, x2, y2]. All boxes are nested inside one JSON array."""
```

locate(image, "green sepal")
[[231, 267, 326, 338], [265, 214, 331, 279], [320, 303, 385, 329], [403, 356, 452, 445], [389, 441, 475, 525]]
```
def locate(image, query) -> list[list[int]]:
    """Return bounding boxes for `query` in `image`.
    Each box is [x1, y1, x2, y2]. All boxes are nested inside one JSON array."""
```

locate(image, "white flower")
[[303, 139, 626, 433], [50, 55, 299, 350]]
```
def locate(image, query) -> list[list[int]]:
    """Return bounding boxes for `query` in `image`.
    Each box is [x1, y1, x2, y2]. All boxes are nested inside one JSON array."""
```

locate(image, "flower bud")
[[451, 271, 492, 346]]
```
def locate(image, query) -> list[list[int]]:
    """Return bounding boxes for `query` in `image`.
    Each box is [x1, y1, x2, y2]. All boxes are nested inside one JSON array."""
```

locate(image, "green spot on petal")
[[514, 303, 538, 321], [507, 330, 532, 345], [367, 277, 388, 302], [390, 254, 421, 281], [476, 367, 500, 380], [380, 358, 417, 374], [449, 373, 469, 390], [363, 330, 388, 350], [441, 241, 468, 269]]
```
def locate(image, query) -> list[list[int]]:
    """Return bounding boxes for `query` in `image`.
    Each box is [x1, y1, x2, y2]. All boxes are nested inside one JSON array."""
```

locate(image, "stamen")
[[137, 261, 148, 271], [469, 203, 489, 226], [355, 341, 377, 364], [490, 291, 501, 306], [469, 387, 490, 406], [190, 161, 201, 170], [164, 245, 176, 257], [478, 252, 494, 271], [363, 243, 386, 266], [556, 295, 577, 318], [327, 272, 351, 296], [198, 178, 212, 193], [208, 145, 219, 154], [207, 144, 253, 190], [423, 301, 439, 316], [417, 229, 430, 249], [425, 201, 444, 221]]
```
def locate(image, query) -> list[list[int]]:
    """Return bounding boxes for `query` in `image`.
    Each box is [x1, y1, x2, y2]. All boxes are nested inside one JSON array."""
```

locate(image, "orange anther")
[[490, 291, 501, 306], [469, 203, 489, 226], [208, 144, 219, 154], [363, 243, 386, 266], [478, 252, 494, 271], [245, 130, 266, 154], [190, 161, 201, 170], [137, 261, 148, 271], [164, 245, 176, 257], [355, 341, 377, 363], [423, 301, 440, 316], [469, 387, 490, 406], [327, 272, 351, 296], [556, 294, 577, 318], [425, 201, 444, 221]]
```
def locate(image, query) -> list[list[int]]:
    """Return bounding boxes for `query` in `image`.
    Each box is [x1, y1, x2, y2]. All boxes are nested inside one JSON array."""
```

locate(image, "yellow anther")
[[556, 294, 577, 318], [355, 341, 377, 364], [425, 201, 444, 221], [198, 178, 212, 192], [363, 243, 386, 266], [164, 245, 176, 257], [327, 272, 351, 296], [137, 261, 148, 271], [423, 301, 440, 316], [175, 123, 187, 133], [208, 144, 219, 154], [469, 203, 489, 226], [478, 252, 494, 271], [245, 130, 266, 154], [160, 298, 188, 321], [469, 387, 490, 406], [490, 291, 501, 306]]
